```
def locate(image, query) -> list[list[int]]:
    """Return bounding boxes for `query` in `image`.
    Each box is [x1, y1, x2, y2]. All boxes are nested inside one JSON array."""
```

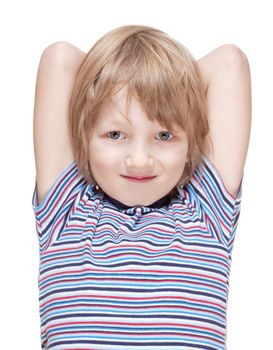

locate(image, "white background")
[[1, 1, 272, 349]]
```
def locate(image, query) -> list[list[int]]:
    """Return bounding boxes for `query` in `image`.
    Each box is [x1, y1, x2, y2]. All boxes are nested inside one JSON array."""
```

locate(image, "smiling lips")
[[121, 175, 157, 182]]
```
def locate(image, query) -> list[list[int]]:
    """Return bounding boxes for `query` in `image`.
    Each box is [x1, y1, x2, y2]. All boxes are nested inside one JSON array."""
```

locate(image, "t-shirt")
[[32, 154, 243, 350]]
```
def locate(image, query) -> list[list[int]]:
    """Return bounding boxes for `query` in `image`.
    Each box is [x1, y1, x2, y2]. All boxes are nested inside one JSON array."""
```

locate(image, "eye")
[[106, 130, 174, 141], [157, 131, 174, 141], [107, 130, 125, 140]]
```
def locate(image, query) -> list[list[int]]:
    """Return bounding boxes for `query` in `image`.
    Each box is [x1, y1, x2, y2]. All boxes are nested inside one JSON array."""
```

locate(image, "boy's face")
[[88, 85, 188, 206]]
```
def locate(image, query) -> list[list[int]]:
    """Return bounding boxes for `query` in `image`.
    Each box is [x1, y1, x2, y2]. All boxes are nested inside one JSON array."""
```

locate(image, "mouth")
[[121, 175, 157, 183]]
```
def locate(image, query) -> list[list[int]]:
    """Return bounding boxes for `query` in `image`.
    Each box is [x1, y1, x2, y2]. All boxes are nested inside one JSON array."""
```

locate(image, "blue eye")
[[157, 131, 174, 141], [107, 131, 124, 140], [106, 130, 174, 141]]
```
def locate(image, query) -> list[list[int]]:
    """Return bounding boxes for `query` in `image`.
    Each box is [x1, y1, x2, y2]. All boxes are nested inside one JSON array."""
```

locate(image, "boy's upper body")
[[32, 39, 250, 349], [32, 153, 242, 349]]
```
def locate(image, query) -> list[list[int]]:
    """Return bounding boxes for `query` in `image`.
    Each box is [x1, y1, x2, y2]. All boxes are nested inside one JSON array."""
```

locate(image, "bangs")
[[69, 25, 209, 186], [92, 31, 192, 134]]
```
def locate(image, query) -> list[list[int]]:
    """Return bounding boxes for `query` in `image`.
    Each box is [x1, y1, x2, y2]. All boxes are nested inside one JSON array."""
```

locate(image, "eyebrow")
[[100, 116, 132, 126]]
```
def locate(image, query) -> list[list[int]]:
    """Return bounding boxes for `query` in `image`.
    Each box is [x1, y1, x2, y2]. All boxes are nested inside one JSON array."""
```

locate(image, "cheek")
[[89, 141, 117, 170], [161, 144, 187, 161], [166, 157, 186, 172], [162, 148, 188, 173]]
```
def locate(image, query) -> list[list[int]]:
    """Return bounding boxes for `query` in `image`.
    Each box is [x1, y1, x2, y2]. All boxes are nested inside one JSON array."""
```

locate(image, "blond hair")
[[69, 24, 212, 188]]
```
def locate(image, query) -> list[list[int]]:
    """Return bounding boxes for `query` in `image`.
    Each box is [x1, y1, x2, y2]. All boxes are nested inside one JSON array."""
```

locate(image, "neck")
[[103, 187, 178, 210]]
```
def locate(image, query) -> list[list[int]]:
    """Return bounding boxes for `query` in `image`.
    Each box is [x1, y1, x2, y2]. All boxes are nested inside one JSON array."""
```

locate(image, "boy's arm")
[[197, 44, 252, 198], [33, 42, 86, 205]]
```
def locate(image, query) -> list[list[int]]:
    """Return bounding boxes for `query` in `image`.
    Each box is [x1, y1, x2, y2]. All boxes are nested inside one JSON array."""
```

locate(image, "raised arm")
[[197, 44, 252, 198], [33, 41, 86, 205]]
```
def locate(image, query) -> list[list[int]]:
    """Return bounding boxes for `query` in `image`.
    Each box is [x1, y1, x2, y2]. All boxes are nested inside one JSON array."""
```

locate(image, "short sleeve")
[[32, 161, 87, 253], [184, 154, 243, 253]]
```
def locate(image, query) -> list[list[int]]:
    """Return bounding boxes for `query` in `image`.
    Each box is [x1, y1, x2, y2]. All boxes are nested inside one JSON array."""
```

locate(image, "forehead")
[[98, 87, 158, 126], [96, 84, 186, 134], [102, 85, 138, 115], [98, 102, 165, 130]]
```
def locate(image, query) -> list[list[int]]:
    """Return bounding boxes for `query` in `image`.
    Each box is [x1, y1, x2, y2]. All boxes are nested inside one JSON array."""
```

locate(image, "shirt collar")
[[102, 187, 179, 211]]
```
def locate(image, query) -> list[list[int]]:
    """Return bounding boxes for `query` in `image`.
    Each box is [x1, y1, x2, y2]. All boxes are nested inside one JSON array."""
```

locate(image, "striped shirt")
[[32, 154, 243, 350]]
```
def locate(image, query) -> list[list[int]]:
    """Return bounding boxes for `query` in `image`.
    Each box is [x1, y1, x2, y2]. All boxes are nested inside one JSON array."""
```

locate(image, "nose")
[[125, 142, 154, 169]]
